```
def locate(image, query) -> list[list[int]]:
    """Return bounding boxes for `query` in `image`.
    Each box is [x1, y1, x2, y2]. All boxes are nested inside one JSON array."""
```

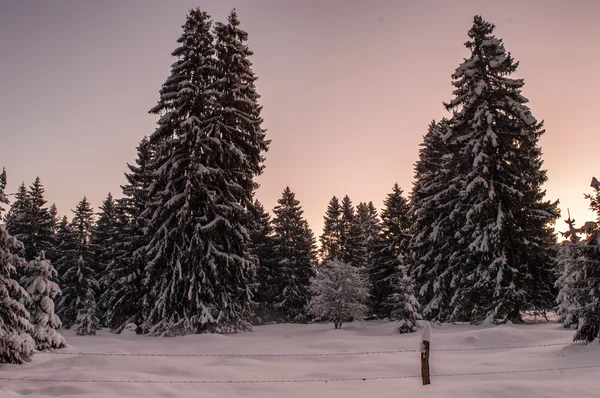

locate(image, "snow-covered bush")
[[309, 260, 370, 329], [21, 252, 65, 350]]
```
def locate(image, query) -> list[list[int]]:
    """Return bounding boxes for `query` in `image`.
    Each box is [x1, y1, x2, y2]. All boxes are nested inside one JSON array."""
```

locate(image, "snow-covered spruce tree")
[[100, 138, 154, 333], [320, 196, 343, 261], [27, 178, 54, 259], [46, 203, 61, 263], [270, 187, 317, 322], [367, 202, 381, 240], [370, 183, 412, 319], [444, 16, 560, 323], [6, 178, 54, 261], [0, 168, 35, 364], [408, 119, 458, 322], [249, 200, 276, 324], [555, 212, 582, 328], [386, 266, 421, 333], [56, 197, 100, 335], [557, 178, 600, 342], [339, 195, 357, 265], [52, 216, 72, 277], [144, 8, 268, 335], [5, 182, 30, 245], [21, 252, 65, 350], [309, 259, 370, 329], [93, 192, 118, 323], [93, 193, 117, 281], [213, 8, 269, 325], [350, 202, 378, 271], [48, 204, 60, 234]]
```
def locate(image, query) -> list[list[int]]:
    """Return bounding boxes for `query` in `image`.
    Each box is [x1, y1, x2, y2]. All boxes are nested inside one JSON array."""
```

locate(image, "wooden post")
[[420, 323, 431, 385]]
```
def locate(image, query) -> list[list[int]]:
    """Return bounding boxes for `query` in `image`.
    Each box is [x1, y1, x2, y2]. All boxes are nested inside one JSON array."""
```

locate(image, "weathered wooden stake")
[[420, 323, 431, 385]]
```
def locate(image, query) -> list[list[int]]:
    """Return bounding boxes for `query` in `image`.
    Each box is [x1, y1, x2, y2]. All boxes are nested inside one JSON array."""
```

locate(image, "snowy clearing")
[[0, 320, 598, 398]]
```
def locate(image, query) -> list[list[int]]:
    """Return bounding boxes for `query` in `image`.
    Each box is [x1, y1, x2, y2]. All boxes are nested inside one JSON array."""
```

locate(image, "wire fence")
[[2, 341, 595, 386], [42, 342, 577, 357], [1, 364, 599, 384]]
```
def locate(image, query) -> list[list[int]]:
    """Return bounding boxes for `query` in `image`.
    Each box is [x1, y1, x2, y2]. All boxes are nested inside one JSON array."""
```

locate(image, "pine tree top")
[[445, 15, 532, 125]]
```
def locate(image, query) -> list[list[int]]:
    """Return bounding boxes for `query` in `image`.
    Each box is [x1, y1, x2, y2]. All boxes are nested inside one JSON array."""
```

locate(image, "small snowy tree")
[[21, 252, 65, 350], [557, 178, 600, 342], [555, 211, 582, 328], [309, 260, 370, 329], [0, 168, 35, 364], [386, 262, 421, 333]]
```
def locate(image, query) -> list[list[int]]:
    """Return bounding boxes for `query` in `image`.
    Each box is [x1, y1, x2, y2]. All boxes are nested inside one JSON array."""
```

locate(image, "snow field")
[[0, 320, 598, 398]]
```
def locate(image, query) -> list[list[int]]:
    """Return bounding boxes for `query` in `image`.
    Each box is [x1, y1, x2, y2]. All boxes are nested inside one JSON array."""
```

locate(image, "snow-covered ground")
[[1, 319, 598, 397]]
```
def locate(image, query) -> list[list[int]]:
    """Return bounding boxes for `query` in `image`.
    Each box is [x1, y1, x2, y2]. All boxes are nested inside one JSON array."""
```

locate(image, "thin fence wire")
[[1, 364, 599, 384], [43, 342, 577, 357]]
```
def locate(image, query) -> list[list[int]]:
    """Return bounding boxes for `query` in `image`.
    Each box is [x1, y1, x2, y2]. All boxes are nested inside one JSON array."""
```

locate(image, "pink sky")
[[1, 0, 598, 238]]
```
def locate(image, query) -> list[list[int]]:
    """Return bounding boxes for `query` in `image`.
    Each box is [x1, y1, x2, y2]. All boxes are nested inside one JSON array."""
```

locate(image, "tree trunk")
[[507, 307, 524, 324]]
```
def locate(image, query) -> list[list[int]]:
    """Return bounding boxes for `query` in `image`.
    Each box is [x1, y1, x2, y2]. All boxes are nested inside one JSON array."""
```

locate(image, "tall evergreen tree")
[[53, 216, 72, 280], [339, 195, 357, 265], [144, 8, 268, 335], [320, 196, 342, 261], [0, 169, 35, 364], [351, 203, 374, 270], [27, 177, 54, 259], [443, 16, 559, 323], [408, 119, 457, 322], [249, 200, 276, 324], [101, 138, 154, 333], [370, 184, 412, 318], [367, 202, 381, 240], [48, 204, 60, 234], [5, 183, 30, 252], [351, 202, 380, 271], [270, 187, 317, 322], [93, 192, 118, 323], [5, 178, 53, 260], [56, 197, 100, 335], [46, 203, 61, 263], [94, 193, 118, 278]]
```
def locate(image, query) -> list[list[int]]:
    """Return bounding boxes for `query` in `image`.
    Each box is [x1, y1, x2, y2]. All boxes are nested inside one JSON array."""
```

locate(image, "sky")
[[1, 0, 599, 239]]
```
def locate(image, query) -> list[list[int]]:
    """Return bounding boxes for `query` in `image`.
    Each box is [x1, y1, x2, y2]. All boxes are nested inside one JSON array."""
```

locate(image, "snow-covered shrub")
[[309, 260, 370, 329], [21, 252, 65, 350]]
